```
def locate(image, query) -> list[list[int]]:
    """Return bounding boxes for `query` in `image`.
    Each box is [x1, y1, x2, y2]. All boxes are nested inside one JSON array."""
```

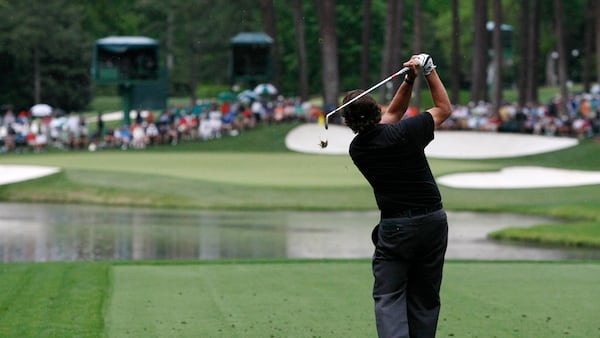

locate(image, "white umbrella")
[[30, 103, 53, 117], [238, 89, 259, 103], [253, 83, 277, 95]]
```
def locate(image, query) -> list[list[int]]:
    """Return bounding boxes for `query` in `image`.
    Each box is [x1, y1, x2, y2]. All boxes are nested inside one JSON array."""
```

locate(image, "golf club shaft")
[[325, 67, 410, 129]]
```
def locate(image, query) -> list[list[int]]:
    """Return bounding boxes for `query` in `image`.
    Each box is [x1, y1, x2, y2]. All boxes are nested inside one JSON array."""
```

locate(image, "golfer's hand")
[[414, 53, 437, 76], [402, 57, 419, 82]]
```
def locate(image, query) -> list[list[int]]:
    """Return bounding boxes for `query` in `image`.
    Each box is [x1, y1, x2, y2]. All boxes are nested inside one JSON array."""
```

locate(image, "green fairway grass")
[[106, 261, 374, 338], [439, 261, 600, 337], [1, 260, 588, 338], [5, 260, 594, 338], [0, 262, 110, 337]]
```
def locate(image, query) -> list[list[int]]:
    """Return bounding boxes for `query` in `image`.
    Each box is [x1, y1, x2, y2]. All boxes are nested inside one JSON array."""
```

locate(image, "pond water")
[[1, 203, 599, 262]]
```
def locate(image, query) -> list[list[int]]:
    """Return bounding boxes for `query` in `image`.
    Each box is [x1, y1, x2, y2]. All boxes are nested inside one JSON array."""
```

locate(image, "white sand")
[[285, 123, 355, 155], [426, 130, 579, 159], [0, 165, 60, 185], [285, 124, 579, 158], [285, 123, 600, 189], [438, 166, 600, 189]]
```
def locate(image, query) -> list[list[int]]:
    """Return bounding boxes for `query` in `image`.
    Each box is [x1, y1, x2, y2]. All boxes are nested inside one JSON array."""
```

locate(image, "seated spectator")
[[198, 113, 213, 140], [119, 125, 132, 149], [104, 127, 116, 148], [131, 123, 146, 149], [145, 122, 160, 145], [208, 110, 223, 138], [34, 129, 48, 152], [4, 124, 16, 152]]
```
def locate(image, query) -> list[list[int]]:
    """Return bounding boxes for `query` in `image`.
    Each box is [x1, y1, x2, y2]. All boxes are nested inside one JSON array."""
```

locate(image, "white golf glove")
[[415, 53, 436, 76]]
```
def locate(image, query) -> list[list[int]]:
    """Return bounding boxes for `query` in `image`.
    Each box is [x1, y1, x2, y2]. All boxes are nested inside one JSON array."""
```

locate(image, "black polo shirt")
[[349, 112, 441, 217]]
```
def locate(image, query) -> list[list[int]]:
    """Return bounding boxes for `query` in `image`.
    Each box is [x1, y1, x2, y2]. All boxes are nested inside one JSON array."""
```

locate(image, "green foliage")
[[195, 84, 232, 99], [0, 0, 92, 110], [0, 0, 595, 108]]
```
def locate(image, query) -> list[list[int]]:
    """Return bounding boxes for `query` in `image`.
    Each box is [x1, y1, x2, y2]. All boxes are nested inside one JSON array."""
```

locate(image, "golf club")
[[320, 67, 411, 149]]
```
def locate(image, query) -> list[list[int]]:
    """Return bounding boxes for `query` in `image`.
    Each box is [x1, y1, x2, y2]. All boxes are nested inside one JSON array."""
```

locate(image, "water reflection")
[[0, 203, 598, 262]]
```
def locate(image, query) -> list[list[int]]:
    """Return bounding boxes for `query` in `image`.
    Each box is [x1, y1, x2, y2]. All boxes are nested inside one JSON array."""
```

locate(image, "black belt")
[[381, 203, 443, 219]]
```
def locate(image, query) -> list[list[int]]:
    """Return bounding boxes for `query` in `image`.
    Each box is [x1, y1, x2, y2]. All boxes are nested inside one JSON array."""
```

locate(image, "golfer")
[[341, 53, 451, 338]]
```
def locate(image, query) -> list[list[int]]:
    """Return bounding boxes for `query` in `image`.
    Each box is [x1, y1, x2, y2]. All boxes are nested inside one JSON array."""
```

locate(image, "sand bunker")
[[285, 123, 600, 189], [0, 165, 60, 185], [285, 124, 579, 158], [285, 124, 355, 155], [438, 166, 600, 189], [426, 131, 579, 159]]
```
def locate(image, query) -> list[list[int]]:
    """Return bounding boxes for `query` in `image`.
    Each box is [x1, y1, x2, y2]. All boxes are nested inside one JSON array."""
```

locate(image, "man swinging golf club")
[[341, 53, 451, 338]]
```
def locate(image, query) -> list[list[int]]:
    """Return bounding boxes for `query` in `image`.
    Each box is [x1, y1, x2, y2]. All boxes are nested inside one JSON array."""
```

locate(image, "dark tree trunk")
[[292, 0, 310, 101], [315, 0, 339, 109], [380, 0, 396, 102], [596, 0, 600, 85], [190, 48, 199, 106], [450, 0, 461, 105], [470, 0, 488, 103], [380, 0, 405, 101], [412, 0, 423, 111], [389, 0, 405, 94], [583, 0, 594, 93], [166, 11, 174, 71], [526, 0, 541, 104], [491, 0, 503, 116], [260, 0, 281, 90], [517, 0, 529, 107], [34, 43, 41, 103], [360, 0, 372, 89], [554, 0, 569, 116]]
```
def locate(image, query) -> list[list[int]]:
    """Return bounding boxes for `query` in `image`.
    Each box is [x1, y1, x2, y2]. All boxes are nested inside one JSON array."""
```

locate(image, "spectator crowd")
[[440, 92, 600, 139], [1, 90, 599, 154], [0, 96, 323, 153]]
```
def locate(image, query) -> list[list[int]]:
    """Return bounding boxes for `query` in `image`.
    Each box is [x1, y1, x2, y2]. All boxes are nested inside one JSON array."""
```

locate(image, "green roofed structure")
[[230, 32, 273, 86], [92, 36, 166, 125]]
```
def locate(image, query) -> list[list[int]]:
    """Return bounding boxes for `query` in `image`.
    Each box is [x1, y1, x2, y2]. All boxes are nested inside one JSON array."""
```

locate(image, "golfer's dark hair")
[[341, 89, 381, 134]]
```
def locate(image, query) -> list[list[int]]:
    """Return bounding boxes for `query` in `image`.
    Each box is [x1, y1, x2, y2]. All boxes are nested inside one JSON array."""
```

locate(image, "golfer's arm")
[[424, 70, 452, 128], [380, 79, 413, 124]]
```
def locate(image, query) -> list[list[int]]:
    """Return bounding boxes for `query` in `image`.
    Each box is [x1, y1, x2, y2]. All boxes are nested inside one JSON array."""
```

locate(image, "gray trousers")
[[371, 209, 448, 338]]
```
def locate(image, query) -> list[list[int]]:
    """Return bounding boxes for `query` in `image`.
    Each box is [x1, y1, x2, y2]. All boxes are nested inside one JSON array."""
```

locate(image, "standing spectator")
[[96, 112, 105, 138], [251, 99, 265, 123]]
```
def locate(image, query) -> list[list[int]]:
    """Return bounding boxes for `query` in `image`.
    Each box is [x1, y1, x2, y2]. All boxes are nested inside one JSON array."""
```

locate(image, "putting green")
[[0, 152, 365, 188], [106, 262, 600, 337]]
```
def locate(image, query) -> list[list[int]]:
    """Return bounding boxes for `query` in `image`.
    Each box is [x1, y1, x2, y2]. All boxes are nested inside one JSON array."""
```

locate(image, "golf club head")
[[319, 139, 328, 149]]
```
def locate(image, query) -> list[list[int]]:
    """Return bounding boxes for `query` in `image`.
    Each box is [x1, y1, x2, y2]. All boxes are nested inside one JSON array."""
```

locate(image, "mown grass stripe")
[[106, 261, 600, 338], [0, 262, 110, 338]]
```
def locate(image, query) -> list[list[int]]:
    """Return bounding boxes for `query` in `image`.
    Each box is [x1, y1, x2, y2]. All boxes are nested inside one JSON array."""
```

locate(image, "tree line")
[[0, 0, 596, 115]]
